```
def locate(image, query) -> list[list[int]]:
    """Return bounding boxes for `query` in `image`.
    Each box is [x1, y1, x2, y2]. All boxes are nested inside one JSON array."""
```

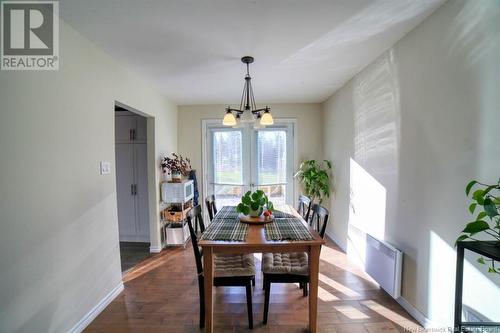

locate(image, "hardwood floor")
[[85, 238, 420, 333]]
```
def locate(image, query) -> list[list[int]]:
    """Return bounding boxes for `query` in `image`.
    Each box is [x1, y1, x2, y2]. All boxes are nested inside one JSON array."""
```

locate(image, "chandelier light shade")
[[223, 56, 273, 127], [222, 108, 237, 126], [260, 108, 274, 126]]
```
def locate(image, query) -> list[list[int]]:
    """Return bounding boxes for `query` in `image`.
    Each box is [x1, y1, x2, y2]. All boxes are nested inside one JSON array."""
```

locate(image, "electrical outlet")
[[100, 161, 111, 175]]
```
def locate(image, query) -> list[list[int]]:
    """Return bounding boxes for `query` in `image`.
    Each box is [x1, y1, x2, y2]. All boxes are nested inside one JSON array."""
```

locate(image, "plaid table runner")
[[214, 206, 240, 219], [200, 217, 248, 241], [265, 218, 314, 241], [272, 205, 297, 219]]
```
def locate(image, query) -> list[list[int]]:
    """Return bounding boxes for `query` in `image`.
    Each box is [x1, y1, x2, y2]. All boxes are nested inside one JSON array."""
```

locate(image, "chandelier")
[[222, 56, 273, 128]]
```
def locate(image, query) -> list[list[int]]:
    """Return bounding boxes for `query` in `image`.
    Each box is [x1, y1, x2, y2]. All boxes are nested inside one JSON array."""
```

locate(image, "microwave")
[[161, 179, 194, 204]]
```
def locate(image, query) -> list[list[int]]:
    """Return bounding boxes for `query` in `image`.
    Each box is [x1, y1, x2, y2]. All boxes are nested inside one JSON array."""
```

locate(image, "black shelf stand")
[[454, 241, 500, 332]]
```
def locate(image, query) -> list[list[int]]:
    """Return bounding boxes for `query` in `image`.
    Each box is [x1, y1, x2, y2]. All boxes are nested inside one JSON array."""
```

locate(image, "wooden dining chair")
[[297, 195, 312, 222], [186, 206, 256, 329], [308, 203, 329, 239], [205, 195, 217, 221], [261, 203, 329, 325], [191, 204, 205, 234]]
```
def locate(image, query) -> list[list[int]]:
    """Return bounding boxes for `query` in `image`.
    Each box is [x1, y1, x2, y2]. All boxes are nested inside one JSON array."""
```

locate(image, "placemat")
[[272, 205, 297, 218], [200, 217, 248, 241], [265, 218, 314, 241], [214, 206, 240, 219]]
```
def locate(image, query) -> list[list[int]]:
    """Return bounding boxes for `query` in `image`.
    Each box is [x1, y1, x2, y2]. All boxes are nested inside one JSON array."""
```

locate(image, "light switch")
[[100, 161, 111, 175]]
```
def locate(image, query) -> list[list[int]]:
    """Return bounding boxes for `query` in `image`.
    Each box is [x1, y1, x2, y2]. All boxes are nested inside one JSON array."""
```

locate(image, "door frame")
[[201, 118, 297, 210], [114, 101, 159, 253]]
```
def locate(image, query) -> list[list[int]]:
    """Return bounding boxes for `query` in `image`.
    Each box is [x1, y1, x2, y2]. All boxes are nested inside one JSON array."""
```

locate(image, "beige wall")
[[0, 19, 177, 332], [178, 104, 323, 202], [322, 0, 500, 327]]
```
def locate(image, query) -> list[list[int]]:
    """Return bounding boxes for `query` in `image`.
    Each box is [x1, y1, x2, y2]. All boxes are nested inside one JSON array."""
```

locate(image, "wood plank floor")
[[85, 238, 420, 333]]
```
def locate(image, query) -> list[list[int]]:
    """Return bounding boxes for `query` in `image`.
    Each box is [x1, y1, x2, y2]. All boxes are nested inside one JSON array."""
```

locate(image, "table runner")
[[214, 206, 240, 219], [272, 205, 297, 218], [265, 218, 314, 241], [200, 217, 248, 241]]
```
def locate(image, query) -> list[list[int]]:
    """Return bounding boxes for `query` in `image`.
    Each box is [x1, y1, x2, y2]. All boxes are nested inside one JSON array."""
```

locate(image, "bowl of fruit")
[[236, 190, 274, 224]]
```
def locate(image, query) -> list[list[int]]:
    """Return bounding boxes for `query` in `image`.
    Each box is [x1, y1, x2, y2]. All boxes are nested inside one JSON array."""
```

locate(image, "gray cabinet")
[[115, 114, 149, 242]]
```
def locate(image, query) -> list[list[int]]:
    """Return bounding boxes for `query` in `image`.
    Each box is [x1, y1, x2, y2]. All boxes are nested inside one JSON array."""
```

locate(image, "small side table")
[[454, 241, 500, 331]]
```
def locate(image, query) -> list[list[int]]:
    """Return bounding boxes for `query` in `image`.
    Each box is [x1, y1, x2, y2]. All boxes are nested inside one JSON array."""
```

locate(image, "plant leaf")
[[455, 234, 469, 246], [483, 198, 499, 217], [469, 203, 477, 214], [466, 180, 477, 196], [462, 220, 490, 235], [476, 211, 488, 220], [472, 189, 485, 204], [477, 257, 486, 265]]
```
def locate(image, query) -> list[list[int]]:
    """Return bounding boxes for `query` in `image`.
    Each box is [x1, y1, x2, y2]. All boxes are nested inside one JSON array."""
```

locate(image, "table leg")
[[454, 244, 465, 332], [309, 244, 321, 333], [204, 247, 214, 333]]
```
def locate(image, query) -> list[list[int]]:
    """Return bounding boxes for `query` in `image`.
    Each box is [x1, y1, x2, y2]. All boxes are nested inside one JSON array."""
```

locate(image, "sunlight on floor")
[[335, 305, 370, 319], [320, 245, 377, 285], [361, 300, 421, 330], [319, 272, 361, 297], [122, 255, 165, 283], [318, 285, 340, 302]]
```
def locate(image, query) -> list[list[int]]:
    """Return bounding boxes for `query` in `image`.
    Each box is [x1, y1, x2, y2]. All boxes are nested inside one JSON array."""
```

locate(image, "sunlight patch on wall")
[[427, 231, 458, 326], [282, 0, 443, 65], [348, 158, 387, 244], [353, 51, 400, 176], [445, 0, 500, 67]]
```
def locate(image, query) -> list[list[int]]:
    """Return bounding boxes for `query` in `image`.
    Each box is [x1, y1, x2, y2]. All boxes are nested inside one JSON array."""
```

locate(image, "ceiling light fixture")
[[223, 56, 273, 127]]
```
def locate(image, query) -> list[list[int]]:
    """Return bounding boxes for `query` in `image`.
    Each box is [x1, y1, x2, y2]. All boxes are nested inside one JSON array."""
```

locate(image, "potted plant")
[[294, 160, 332, 204], [456, 178, 500, 274], [236, 190, 274, 218], [160, 153, 191, 183]]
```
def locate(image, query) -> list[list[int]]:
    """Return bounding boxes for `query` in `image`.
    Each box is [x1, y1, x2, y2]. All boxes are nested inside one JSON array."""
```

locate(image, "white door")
[[116, 144, 136, 238], [206, 122, 294, 209], [115, 114, 150, 242], [134, 143, 150, 241]]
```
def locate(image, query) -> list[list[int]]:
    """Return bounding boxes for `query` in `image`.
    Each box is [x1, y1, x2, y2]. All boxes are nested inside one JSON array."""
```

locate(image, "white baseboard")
[[396, 296, 433, 328], [326, 230, 347, 252], [149, 245, 162, 253], [69, 282, 124, 333]]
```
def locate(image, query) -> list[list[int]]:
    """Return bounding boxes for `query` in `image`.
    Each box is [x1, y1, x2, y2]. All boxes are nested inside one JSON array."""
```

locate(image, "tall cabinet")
[[115, 113, 150, 242]]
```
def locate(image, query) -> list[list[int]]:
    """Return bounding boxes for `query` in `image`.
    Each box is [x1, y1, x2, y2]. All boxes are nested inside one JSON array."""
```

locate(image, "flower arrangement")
[[160, 153, 191, 177]]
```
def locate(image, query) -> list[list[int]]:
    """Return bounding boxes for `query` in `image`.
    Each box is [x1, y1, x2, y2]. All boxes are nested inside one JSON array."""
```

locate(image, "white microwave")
[[161, 179, 194, 204]]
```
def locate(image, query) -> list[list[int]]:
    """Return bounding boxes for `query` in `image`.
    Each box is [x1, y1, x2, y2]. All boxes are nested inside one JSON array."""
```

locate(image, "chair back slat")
[[297, 195, 312, 221], [205, 195, 217, 221], [310, 203, 329, 239], [191, 204, 205, 233], [186, 206, 204, 275]]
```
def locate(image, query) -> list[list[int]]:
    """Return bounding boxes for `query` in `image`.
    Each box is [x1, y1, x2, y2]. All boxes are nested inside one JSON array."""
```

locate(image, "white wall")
[[322, 0, 500, 327], [0, 19, 177, 332], [177, 103, 323, 204]]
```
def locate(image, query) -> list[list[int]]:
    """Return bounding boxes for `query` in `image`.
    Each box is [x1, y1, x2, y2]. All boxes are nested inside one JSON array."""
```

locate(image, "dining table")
[[198, 204, 325, 333]]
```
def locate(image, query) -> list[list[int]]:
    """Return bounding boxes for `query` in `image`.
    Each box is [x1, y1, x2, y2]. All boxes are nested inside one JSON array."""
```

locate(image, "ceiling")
[[60, 0, 444, 105]]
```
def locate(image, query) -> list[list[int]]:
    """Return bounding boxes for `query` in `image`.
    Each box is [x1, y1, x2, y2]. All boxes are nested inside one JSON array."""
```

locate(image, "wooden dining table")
[[198, 205, 325, 333]]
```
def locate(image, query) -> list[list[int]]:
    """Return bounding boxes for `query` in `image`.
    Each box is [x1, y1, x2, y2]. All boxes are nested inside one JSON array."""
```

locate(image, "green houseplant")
[[294, 160, 332, 204], [236, 190, 274, 217], [456, 178, 500, 274]]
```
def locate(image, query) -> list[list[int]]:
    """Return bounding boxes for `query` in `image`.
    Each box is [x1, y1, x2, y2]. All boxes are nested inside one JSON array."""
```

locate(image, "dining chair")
[[261, 203, 329, 325], [297, 195, 312, 222], [191, 204, 205, 234], [205, 195, 217, 221], [186, 205, 256, 329]]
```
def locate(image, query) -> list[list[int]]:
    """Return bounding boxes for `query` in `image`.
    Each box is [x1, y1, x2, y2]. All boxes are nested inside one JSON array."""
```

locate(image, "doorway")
[[114, 104, 151, 273], [203, 120, 295, 209]]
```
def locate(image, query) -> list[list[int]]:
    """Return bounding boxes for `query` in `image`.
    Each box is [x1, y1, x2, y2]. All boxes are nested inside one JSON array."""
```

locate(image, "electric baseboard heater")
[[364, 234, 403, 299]]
